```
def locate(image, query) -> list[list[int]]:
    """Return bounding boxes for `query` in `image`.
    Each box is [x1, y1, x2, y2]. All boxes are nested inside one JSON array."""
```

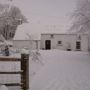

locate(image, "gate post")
[[21, 50, 29, 90]]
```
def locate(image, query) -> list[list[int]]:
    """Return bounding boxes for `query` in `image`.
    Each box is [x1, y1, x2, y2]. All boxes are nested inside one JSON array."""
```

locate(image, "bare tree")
[[69, 0, 90, 33], [0, 3, 27, 56], [0, 3, 27, 40]]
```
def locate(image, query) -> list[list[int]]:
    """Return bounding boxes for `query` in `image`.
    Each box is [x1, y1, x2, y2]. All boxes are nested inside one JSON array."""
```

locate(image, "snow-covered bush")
[[30, 50, 44, 65]]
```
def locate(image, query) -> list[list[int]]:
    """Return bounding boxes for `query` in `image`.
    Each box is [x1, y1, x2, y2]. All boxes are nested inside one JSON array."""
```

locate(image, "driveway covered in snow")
[[30, 50, 90, 90]]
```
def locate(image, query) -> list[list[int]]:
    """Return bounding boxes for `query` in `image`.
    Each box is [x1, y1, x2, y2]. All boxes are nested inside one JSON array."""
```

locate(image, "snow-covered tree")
[[0, 3, 27, 40], [69, 0, 90, 33], [26, 33, 33, 51], [0, 3, 27, 56]]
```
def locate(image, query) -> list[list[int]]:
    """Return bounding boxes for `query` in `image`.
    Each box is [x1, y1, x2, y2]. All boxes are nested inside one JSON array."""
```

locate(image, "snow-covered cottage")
[[40, 33, 89, 52], [6, 23, 89, 52]]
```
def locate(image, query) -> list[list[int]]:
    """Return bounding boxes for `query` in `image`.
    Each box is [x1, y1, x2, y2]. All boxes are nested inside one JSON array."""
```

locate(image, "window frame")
[[57, 41, 62, 45]]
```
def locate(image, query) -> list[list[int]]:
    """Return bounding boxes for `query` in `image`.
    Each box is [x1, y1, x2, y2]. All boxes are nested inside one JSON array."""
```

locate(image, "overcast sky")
[[0, 0, 77, 39]]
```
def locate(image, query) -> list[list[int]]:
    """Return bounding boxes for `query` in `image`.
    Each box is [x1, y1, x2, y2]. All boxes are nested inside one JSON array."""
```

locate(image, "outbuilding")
[[13, 39, 40, 50], [40, 33, 89, 52]]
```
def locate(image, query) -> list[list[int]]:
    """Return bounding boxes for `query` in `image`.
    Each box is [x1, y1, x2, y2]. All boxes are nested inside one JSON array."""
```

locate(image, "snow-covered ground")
[[30, 50, 90, 90], [0, 50, 90, 90]]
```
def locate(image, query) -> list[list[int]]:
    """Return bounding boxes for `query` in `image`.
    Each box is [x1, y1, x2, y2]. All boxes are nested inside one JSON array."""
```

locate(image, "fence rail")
[[0, 53, 29, 90], [1, 83, 22, 86], [0, 71, 23, 74], [0, 57, 21, 61]]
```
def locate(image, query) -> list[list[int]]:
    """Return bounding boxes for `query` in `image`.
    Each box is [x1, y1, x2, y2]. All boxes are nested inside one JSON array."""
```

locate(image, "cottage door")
[[76, 41, 81, 50], [45, 40, 51, 50]]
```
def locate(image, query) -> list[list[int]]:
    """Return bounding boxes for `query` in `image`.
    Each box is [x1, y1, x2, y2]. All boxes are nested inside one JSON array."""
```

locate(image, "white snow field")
[[29, 50, 90, 90], [0, 50, 90, 90]]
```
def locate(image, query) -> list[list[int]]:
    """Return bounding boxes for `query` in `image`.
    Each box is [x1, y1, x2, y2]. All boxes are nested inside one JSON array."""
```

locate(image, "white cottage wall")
[[80, 35, 88, 51], [13, 40, 40, 50], [41, 33, 88, 52]]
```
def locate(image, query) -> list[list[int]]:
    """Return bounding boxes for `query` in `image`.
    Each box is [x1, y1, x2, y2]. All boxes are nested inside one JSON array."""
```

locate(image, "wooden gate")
[[0, 53, 29, 90]]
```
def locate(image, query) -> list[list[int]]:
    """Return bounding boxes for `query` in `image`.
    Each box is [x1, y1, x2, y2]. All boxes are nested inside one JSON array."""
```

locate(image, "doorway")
[[76, 41, 81, 50], [45, 40, 51, 50]]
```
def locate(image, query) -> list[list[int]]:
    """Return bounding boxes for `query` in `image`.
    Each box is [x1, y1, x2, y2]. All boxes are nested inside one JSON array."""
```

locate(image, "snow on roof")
[[41, 32, 88, 35], [30, 50, 90, 90], [13, 23, 40, 40]]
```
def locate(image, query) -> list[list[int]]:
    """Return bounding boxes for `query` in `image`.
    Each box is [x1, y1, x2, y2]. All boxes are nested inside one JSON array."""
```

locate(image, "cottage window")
[[58, 41, 62, 45]]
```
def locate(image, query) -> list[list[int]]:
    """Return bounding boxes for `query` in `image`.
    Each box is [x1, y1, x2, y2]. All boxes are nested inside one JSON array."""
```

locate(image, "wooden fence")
[[0, 53, 29, 90]]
